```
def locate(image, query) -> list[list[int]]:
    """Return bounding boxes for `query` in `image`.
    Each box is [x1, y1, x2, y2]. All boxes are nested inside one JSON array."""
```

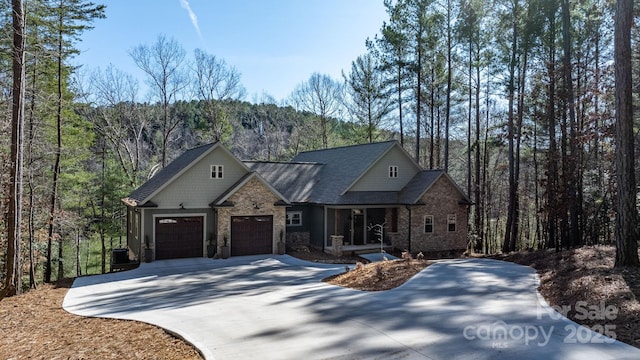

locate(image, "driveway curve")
[[63, 256, 640, 360]]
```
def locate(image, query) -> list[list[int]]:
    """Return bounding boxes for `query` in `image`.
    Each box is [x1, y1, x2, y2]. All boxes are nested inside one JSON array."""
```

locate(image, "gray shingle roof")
[[399, 170, 445, 204], [290, 141, 398, 204], [245, 161, 323, 203], [126, 143, 215, 205], [124, 140, 470, 209]]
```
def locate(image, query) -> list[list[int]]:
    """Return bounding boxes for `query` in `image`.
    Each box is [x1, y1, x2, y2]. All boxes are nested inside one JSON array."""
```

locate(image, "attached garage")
[[231, 216, 273, 256], [155, 216, 204, 260]]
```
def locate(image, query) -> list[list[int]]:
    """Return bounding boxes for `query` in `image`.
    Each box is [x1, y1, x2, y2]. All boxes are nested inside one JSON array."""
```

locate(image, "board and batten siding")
[[150, 147, 249, 208], [349, 146, 420, 192]]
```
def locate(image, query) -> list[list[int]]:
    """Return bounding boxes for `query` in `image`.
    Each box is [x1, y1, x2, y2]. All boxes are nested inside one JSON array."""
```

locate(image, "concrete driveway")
[[63, 256, 640, 360]]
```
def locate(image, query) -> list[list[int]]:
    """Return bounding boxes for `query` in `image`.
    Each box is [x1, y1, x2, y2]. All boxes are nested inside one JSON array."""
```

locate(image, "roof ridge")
[[296, 140, 397, 155], [244, 160, 323, 165]]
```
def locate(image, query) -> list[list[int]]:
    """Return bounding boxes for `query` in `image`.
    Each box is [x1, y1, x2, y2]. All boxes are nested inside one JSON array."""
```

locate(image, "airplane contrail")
[[180, 0, 202, 39]]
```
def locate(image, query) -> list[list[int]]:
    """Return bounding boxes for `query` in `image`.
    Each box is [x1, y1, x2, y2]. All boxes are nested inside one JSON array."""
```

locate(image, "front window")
[[448, 214, 457, 232], [286, 211, 302, 226], [424, 215, 434, 233], [389, 165, 398, 178], [211, 165, 223, 179]]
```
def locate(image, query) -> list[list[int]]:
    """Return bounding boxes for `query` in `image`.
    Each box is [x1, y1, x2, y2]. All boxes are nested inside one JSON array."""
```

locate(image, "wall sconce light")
[[253, 202, 260, 210], [179, 202, 185, 210]]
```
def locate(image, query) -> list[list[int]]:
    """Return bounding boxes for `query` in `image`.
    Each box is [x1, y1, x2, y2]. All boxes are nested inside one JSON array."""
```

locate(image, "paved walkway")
[[63, 256, 640, 360]]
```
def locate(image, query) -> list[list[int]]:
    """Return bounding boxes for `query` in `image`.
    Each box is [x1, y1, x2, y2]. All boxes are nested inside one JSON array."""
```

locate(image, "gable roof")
[[290, 141, 401, 204], [209, 171, 290, 207], [123, 143, 249, 207], [245, 161, 323, 203], [123, 140, 470, 209], [399, 170, 472, 205]]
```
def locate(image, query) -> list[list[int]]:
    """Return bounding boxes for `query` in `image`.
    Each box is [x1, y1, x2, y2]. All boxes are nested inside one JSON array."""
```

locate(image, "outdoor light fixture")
[[179, 202, 185, 210]]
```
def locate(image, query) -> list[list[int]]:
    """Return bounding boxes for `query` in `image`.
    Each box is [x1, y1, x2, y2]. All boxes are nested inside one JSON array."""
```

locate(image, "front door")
[[352, 210, 364, 245]]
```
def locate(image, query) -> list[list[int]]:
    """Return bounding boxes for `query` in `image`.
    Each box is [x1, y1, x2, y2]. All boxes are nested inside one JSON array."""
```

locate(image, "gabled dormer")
[[344, 142, 421, 193]]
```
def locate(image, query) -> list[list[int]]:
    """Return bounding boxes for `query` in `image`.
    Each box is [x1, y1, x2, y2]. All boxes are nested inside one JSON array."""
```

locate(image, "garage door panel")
[[155, 216, 203, 260], [231, 216, 273, 256]]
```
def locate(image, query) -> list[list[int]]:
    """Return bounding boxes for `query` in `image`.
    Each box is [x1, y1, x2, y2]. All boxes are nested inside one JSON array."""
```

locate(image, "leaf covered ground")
[[490, 245, 640, 349], [0, 279, 202, 360]]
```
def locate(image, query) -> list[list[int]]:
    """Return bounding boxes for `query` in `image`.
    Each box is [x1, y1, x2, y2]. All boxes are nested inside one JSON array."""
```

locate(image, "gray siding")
[[127, 207, 141, 260], [349, 146, 420, 192], [308, 206, 325, 248], [286, 205, 310, 233], [150, 147, 248, 208]]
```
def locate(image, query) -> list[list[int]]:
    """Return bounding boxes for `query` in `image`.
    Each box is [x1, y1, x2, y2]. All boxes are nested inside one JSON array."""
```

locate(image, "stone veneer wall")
[[386, 176, 469, 254], [286, 232, 310, 247], [216, 177, 286, 255]]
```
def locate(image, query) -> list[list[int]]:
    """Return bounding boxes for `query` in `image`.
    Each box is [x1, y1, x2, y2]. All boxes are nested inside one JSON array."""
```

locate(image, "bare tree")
[[613, 0, 639, 267], [192, 48, 245, 143], [88, 64, 148, 187], [130, 34, 187, 167], [290, 73, 344, 149], [2, 0, 25, 299]]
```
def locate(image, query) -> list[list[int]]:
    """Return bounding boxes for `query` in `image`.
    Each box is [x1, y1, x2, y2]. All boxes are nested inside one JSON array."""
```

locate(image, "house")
[[122, 141, 471, 262]]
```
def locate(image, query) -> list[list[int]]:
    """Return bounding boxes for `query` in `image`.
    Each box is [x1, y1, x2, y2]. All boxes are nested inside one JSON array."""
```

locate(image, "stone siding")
[[286, 231, 310, 247], [216, 177, 286, 255]]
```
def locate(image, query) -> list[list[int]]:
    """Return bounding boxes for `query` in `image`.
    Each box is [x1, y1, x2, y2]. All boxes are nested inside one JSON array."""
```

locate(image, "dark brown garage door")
[[231, 216, 273, 256], [155, 216, 203, 260]]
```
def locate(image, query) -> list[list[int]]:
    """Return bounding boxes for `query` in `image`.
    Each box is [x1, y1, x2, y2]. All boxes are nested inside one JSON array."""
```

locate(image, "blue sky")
[[75, 0, 389, 103]]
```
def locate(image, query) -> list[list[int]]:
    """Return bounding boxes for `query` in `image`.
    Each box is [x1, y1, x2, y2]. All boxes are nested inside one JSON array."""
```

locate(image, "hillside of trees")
[[1, 0, 639, 296]]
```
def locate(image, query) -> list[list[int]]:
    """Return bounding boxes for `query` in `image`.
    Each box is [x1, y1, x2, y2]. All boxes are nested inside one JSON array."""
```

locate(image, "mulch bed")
[[488, 246, 640, 349], [0, 279, 202, 360]]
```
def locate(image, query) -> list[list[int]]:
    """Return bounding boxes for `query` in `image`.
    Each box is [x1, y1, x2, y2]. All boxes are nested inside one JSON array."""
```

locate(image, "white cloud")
[[180, 0, 202, 39]]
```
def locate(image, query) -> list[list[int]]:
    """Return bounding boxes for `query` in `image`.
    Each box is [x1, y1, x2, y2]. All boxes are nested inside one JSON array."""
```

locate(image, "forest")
[[1, 0, 639, 296]]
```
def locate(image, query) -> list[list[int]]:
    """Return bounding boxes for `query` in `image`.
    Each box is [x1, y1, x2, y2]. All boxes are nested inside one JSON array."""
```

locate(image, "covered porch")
[[324, 206, 397, 254]]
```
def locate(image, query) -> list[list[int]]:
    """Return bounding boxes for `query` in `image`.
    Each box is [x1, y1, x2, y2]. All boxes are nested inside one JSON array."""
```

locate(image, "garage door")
[[155, 216, 203, 260], [231, 216, 273, 256]]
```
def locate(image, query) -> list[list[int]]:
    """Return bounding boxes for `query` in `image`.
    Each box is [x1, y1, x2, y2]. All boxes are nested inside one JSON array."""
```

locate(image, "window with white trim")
[[448, 214, 457, 232], [424, 215, 434, 233], [389, 165, 398, 178], [211, 165, 223, 179], [286, 211, 302, 226]]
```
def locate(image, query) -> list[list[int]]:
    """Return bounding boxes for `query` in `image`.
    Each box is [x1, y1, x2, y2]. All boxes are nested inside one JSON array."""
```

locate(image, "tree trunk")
[[415, 43, 422, 164], [546, 9, 559, 250], [444, 0, 452, 172], [398, 64, 404, 147], [2, 0, 26, 299], [473, 44, 481, 253], [562, 0, 581, 248], [613, 0, 639, 267], [503, 0, 519, 253]]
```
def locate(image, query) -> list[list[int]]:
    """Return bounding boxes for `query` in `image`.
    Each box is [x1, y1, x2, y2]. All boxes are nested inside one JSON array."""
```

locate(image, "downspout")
[[405, 205, 412, 253], [322, 206, 327, 253]]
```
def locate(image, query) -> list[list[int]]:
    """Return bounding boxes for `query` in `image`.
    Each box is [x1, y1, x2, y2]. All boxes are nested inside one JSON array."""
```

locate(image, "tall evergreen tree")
[[343, 52, 393, 143], [613, 0, 639, 267], [2, 0, 26, 299], [43, 0, 105, 283]]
